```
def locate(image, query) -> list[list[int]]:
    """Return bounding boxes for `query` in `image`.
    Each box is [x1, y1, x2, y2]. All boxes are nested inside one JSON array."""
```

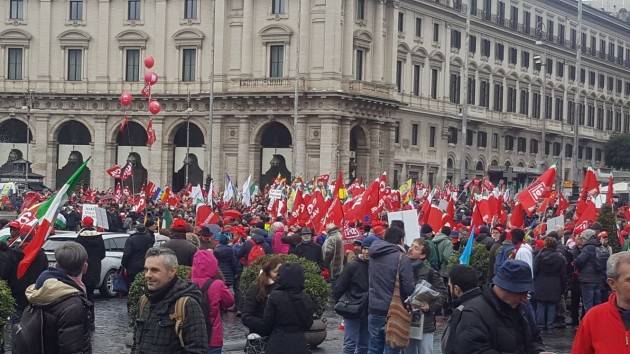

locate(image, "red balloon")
[[119, 92, 133, 106], [144, 71, 158, 85], [148, 100, 161, 115], [144, 56, 155, 69]]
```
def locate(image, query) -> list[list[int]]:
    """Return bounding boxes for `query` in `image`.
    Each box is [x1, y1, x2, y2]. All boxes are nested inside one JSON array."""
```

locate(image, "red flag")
[[316, 174, 330, 185], [141, 84, 151, 97], [307, 191, 326, 228], [472, 203, 484, 228], [477, 197, 492, 223], [574, 200, 598, 235], [319, 197, 344, 233], [510, 203, 525, 228], [195, 205, 219, 226], [581, 167, 599, 198], [106, 164, 122, 179], [132, 195, 146, 213], [516, 166, 557, 211], [556, 193, 569, 216], [427, 205, 444, 233], [344, 179, 379, 223], [607, 175, 614, 206], [119, 115, 129, 133], [146, 119, 156, 146], [121, 163, 133, 181], [333, 170, 344, 199], [20, 192, 42, 213], [144, 181, 156, 196]]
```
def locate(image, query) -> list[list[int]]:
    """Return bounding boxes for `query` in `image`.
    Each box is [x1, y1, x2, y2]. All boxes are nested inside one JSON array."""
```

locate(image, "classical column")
[[339, 118, 352, 181], [104, 142, 117, 189], [299, 0, 311, 73], [161, 142, 175, 187], [37, 0, 52, 88], [388, 1, 400, 86], [96, 0, 110, 82], [210, 116, 223, 185], [91, 116, 108, 190], [147, 118, 164, 186], [324, 0, 342, 75], [30, 114, 48, 185], [528, 83, 533, 117], [213, 0, 226, 87], [294, 116, 307, 178], [319, 116, 339, 175], [384, 122, 396, 180], [155, 0, 168, 82], [373, 0, 385, 82], [237, 115, 250, 186], [241, 0, 254, 77], [342, 0, 355, 79], [369, 123, 381, 180]]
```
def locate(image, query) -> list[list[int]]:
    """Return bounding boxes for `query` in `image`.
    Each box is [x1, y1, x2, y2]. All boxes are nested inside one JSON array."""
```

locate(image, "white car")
[[43, 231, 169, 297]]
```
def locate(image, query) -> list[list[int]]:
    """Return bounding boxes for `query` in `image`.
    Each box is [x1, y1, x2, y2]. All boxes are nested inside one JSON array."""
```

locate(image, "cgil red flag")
[[516, 165, 556, 212], [574, 200, 598, 235], [581, 167, 600, 198], [556, 193, 570, 216], [319, 197, 344, 234], [426, 205, 445, 233], [106, 164, 122, 179], [607, 175, 614, 206], [510, 203, 525, 229]]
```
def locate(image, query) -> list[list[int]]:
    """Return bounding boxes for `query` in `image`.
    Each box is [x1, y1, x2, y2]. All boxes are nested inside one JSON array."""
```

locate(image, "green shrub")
[[448, 241, 491, 285], [239, 254, 331, 318], [0, 280, 15, 342]]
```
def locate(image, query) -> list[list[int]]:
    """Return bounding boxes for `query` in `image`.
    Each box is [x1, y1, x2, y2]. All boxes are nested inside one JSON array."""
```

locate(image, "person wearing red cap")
[[163, 218, 198, 267], [75, 216, 106, 303]]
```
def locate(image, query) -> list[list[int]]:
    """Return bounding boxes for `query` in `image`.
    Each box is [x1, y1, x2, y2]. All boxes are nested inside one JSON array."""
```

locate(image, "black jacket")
[[262, 264, 314, 354], [25, 268, 92, 354], [11, 247, 48, 311], [368, 239, 414, 315], [75, 228, 106, 289], [410, 260, 446, 333], [132, 277, 208, 354], [213, 244, 237, 286], [476, 233, 494, 251], [442, 287, 482, 354], [333, 257, 369, 317], [241, 282, 277, 335], [122, 229, 155, 279], [293, 241, 324, 269], [574, 237, 602, 284], [533, 248, 567, 303], [163, 237, 197, 267], [447, 287, 545, 354]]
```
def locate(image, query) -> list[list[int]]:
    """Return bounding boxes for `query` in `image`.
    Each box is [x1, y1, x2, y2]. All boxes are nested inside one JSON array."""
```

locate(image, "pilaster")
[[32, 114, 49, 185], [373, 0, 385, 82], [339, 118, 352, 182], [319, 116, 339, 175], [241, 0, 254, 77], [210, 116, 224, 188], [342, 0, 355, 78], [91, 116, 108, 190], [369, 122, 381, 180], [237, 115, 250, 186], [295, 116, 307, 179], [96, 0, 111, 82], [147, 118, 164, 188]]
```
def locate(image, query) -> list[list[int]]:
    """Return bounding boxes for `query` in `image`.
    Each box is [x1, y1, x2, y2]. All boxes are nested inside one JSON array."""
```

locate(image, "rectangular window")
[[545, 141, 550, 155], [544, 95, 552, 119], [450, 73, 461, 104], [395, 125, 400, 143], [480, 80, 489, 108], [580, 69, 585, 84], [588, 104, 594, 127], [398, 12, 405, 32], [609, 42, 615, 61], [10, 0, 23, 20], [565, 144, 572, 158], [470, 0, 477, 15], [586, 147, 592, 160], [271, 0, 284, 15], [535, 15, 543, 38], [625, 113, 630, 133], [557, 62, 564, 78], [510, 6, 518, 30], [415, 18, 422, 37], [469, 35, 477, 54], [595, 149, 602, 162], [599, 74, 605, 89], [493, 83, 503, 112], [413, 64, 421, 96], [606, 110, 613, 130], [269, 45, 284, 78], [521, 51, 529, 68], [466, 129, 474, 146], [553, 142, 561, 157], [570, 28, 577, 49], [546, 58, 553, 75], [524, 11, 531, 34], [495, 43, 504, 62], [504, 136, 514, 151], [125, 49, 140, 82], [547, 20, 554, 41], [618, 45, 624, 65], [448, 127, 458, 145], [483, 0, 492, 20], [7, 48, 22, 80], [520, 89, 529, 115], [508, 47, 517, 65], [468, 77, 476, 105], [70, 0, 83, 21], [396, 60, 403, 92], [532, 92, 541, 119], [626, 82, 630, 96], [507, 87, 516, 113], [558, 24, 565, 45], [411, 124, 418, 145], [569, 65, 576, 81], [578, 103, 585, 125], [616, 112, 622, 132], [608, 76, 614, 91], [589, 71, 595, 86], [582, 33, 587, 53], [451, 30, 461, 49], [184, 0, 197, 18], [128, 0, 141, 20], [182, 48, 196, 81], [481, 39, 490, 57], [429, 127, 436, 148], [530, 140, 538, 154], [555, 97, 563, 121], [433, 23, 439, 42], [600, 39, 606, 59], [517, 137, 526, 153], [617, 79, 623, 94], [67, 49, 82, 81], [492, 133, 499, 149], [355, 49, 364, 81], [497, 1, 505, 23], [597, 107, 604, 130], [356, 0, 366, 20], [431, 69, 438, 99], [477, 131, 487, 148], [591, 36, 596, 56], [568, 101, 575, 124]]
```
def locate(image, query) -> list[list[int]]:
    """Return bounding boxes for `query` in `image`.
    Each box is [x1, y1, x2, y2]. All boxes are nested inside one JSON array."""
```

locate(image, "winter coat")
[[12, 247, 48, 311], [132, 277, 208, 354], [447, 287, 545, 354], [122, 229, 155, 280], [476, 233, 494, 250], [441, 287, 483, 354], [532, 248, 567, 303], [163, 236, 198, 267], [272, 228, 290, 254], [262, 264, 315, 354], [191, 250, 235, 348], [322, 230, 344, 279], [488, 241, 502, 280], [367, 239, 415, 315], [75, 228, 106, 290], [410, 260, 446, 334], [213, 244, 238, 286], [241, 282, 277, 335], [572, 293, 630, 353], [515, 242, 534, 274], [432, 233, 454, 277], [281, 233, 302, 253], [0, 244, 21, 299], [574, 237, 603, 284], [237, 235, 272, 265], [293, 241, 324, 269], [25, 268, 92, 354], [332, 257, 369, 317]]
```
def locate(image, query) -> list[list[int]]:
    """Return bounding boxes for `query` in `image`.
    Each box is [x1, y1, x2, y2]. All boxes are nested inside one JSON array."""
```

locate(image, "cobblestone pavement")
[[4, 296, 576, 353]]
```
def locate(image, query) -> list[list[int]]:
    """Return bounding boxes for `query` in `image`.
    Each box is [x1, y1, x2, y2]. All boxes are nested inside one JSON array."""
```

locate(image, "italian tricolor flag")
[[17, 158, 91, 278]]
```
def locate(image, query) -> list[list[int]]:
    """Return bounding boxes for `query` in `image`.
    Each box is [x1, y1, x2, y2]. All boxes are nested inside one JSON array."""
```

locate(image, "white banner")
[[387, 209, 420, 246]]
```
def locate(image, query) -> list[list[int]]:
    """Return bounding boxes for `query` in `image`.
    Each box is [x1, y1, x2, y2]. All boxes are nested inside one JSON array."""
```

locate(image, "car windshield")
[[43, 238, 77, 252]]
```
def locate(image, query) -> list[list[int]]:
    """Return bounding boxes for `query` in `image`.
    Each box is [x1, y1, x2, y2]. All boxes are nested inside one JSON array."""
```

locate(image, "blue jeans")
[[367, 314, 402, 354], [535, 302, 556, 329], [581, 283, 601, 313], [344, 316, 369, 354], [208, 348, 222, 354], [404, 332, 434, 354]]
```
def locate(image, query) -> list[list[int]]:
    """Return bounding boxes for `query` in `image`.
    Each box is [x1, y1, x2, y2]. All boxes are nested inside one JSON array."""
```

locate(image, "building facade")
[[0, 0, 628, 191]]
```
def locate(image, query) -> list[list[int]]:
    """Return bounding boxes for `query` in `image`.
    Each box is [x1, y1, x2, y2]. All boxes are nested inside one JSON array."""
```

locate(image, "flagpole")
[[185, 92, 192, 187]]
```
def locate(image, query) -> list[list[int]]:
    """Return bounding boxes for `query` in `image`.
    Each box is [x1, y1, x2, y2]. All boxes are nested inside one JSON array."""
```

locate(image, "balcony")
[[344, 80, 393, 100], [399, 93, 459, 114], [228, 77, 304, 93]]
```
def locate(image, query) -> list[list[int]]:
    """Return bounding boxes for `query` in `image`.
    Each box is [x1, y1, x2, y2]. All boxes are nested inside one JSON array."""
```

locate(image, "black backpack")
[[12, 305, 45, 354]]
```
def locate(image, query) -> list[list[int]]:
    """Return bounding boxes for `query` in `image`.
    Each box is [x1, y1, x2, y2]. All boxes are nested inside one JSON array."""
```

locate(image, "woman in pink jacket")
[[272, 226, 290, 254], [191, 249, 235, 354]]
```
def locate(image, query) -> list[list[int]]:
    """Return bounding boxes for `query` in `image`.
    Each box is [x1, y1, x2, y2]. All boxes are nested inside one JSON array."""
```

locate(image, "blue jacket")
[[368, 239, 415, 315], [213, 244, 238, 286]]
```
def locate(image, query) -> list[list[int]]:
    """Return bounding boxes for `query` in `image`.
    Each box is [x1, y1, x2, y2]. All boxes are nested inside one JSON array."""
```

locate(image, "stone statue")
[[173, 153, 204, 192], [0, 149, 23, 174], [260, 154, 291, 188], [56, 151, 90, 189], [122, 152, 148, 194]]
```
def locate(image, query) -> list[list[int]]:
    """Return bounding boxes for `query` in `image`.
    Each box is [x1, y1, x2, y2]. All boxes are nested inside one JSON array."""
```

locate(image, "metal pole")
[[25, 90, 31, 189], [459, 0, 471, 183], [292, 0, 302, 179], [185, 93, 191, 186], [208, 0, 216, 183], [572, 0, 583, 184]]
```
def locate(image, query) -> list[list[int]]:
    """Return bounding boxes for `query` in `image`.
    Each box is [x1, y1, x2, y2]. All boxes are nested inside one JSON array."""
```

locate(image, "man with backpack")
[[13, 242, 92, 354], [132, 247, 208, 354], [574, 229, 605, 314], [431, 225, 454, 278], [237, 228, 272, 267]]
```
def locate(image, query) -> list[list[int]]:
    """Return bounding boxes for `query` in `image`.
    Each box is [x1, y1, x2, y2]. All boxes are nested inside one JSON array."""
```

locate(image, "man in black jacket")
[[446, 260, 549, 354], [75, 217, 105, 301], [574, 229, 604, 314], [122, 219, 156, 283], [293, 227, 324, 269], [442, 264, 482, 354], [20, 242, 92, 353], [163, 218, 198, 266]]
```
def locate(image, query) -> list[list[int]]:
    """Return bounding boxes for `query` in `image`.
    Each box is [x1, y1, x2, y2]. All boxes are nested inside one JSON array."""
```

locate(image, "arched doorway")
[[350, 126, 368, 182], [172, 122, 205, 192], [259, 122, 292, 188], [55, 120, 91, 189], [116, 121, 148, 193], [475, 161, 484, 177], [0, 118, 33, 169]]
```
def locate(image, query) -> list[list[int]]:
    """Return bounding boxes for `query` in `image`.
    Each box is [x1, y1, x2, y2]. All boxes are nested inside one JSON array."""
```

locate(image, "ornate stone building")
[[0, 0, 628, 191]]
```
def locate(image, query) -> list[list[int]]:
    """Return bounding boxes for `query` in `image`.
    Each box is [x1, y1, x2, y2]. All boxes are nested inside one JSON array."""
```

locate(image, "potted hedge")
[[239, 254, 331, 348], [448, 242, 491, 285], [0, 280, 15, 347]]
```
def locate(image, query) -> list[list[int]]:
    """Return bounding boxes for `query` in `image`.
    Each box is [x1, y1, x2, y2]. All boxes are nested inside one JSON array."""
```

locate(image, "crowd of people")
[[2, 178, 630, 354]]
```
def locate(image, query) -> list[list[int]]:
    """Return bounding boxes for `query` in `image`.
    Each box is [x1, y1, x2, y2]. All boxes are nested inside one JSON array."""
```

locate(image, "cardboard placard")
[[545, 215, 564, 235], [82, 204, 109, 230], [387, 209, 420, 246]]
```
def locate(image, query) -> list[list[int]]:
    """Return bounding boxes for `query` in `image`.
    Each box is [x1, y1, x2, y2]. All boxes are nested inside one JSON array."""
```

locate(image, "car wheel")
[[100, 270, 117, 298]]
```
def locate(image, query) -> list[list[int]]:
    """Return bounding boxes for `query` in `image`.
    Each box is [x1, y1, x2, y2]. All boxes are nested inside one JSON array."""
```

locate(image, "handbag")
[[244, 334, 267, 354], [334, 293, 367, 318], [112, 268, 128, 294], [385, 254, 411, 349]]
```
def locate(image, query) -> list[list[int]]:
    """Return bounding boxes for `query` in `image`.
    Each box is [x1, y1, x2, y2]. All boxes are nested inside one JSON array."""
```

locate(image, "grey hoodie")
[[368, 238, 415, 315]]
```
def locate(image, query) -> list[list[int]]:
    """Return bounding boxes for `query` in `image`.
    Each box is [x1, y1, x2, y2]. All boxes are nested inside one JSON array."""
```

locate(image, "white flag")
[[223, 175, 234, 202], [242, 175, 252, 207], [207, 180, 214, 207]]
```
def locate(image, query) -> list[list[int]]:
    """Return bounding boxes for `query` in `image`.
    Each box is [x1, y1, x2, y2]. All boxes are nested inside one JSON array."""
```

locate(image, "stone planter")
[[305, 317, 327, 348]]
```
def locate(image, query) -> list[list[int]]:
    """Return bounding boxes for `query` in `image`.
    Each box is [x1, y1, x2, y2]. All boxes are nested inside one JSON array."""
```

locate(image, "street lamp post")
[[21, 90, 33, 191], [185, 93, 192, 187]]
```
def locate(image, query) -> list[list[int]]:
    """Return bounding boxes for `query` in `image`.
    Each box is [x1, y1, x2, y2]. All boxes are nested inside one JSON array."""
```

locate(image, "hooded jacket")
[[293, 240, 324, 269], [191, 250, 235, 348], [25, 268, 92, 354], [122, 229, 155, 279], [532, 248, 567, 303], [432, 233, 454, 277], [333, 257, 369, 317], [236, 234, 272, 265], [367, 238, 415, 315], [322, 229, 344, 279], [132, 277, 208, 354], [213, 243, 238, 286], [163, 233, 198, 267], [572, 293, 630, 354], [575, 236, 603, 284], [272, 228, 290, 255], [441, 287, 483, 354], [262, 263, 315, 354], [75, 228, 106, 289]]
